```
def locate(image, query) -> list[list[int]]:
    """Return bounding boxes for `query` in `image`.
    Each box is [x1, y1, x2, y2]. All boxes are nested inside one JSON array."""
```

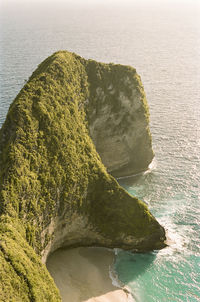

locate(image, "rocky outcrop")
[[86, 60, 154, 177], [0, 51, 165, 301]]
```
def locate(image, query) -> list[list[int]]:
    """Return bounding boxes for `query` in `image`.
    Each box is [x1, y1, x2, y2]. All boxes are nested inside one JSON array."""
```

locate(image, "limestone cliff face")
[[86, 60, 154, 177], [0, 51, 165, 301]]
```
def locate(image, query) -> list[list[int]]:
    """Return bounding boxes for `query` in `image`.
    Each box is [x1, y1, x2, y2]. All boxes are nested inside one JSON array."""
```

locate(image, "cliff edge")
[[0, 51, 165, 301], [86, 59, 154, 177]]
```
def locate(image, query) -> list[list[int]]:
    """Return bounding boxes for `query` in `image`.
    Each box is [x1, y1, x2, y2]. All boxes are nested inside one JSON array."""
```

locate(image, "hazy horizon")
[[1, 0, 199, 9]]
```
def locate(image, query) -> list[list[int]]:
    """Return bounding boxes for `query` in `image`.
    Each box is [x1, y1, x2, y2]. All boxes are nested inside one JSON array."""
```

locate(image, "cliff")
[[86, 60, 154, 177], [0, 51, 165, 301]]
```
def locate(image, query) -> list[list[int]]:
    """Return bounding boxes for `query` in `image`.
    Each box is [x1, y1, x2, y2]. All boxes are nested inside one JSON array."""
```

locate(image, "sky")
[[1, 0, 198, 6], [1, 0, 199, 12]]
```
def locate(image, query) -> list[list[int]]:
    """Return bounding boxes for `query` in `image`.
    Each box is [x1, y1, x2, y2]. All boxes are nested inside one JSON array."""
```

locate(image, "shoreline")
[[116, 157, 157, 181], [47, 247, 135, 302]]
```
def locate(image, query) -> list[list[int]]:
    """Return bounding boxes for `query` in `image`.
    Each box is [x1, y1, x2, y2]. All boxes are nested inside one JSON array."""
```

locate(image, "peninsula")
[[0, 51, 166, 301]]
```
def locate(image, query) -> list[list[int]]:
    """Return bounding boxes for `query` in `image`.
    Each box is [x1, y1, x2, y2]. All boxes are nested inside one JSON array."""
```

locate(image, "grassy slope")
[[0, 51, 165, 300]]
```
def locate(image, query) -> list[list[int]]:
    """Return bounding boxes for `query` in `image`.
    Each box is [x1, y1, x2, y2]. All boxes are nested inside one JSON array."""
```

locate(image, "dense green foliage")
[[0, 215, 60, 301], [0, 51, 165, 300], [85, 58, 150, 125]]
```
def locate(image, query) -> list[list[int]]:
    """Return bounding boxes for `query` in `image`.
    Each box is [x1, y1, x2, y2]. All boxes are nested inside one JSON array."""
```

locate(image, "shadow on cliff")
[[117, 171, 147, 187]]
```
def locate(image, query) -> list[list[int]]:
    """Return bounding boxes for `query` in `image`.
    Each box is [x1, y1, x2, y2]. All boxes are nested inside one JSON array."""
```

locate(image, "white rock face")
[[42, 211, 163, 264], [87, 75, 154, 177]]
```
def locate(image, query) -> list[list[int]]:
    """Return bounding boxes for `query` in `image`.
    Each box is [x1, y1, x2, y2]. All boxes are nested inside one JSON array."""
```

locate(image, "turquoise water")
[[1, 1, 200, 301], [117, 164, 200, 301]]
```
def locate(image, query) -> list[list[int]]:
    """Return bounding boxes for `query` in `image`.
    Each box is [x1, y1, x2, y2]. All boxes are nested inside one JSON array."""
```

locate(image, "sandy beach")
[[46, 247, 134, 302]]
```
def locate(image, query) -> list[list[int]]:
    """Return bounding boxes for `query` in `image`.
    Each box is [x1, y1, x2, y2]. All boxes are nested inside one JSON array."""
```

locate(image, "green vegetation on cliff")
[[0, 51, 165, 301], [0, 216, 60, 301], [85, 58, 150, 121]]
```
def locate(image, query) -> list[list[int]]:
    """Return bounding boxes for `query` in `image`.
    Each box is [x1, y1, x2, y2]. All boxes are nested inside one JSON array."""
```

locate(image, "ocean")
[[0, 0, 200, 301]]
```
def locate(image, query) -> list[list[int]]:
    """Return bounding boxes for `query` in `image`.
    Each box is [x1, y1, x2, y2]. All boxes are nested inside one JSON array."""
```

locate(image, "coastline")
[[46, 247, 135, 302], [116, 157, 157, 181]]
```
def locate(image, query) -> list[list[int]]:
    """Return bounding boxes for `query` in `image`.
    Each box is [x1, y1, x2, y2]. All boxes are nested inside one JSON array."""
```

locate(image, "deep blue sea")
[[0, 1, 200, 301]]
